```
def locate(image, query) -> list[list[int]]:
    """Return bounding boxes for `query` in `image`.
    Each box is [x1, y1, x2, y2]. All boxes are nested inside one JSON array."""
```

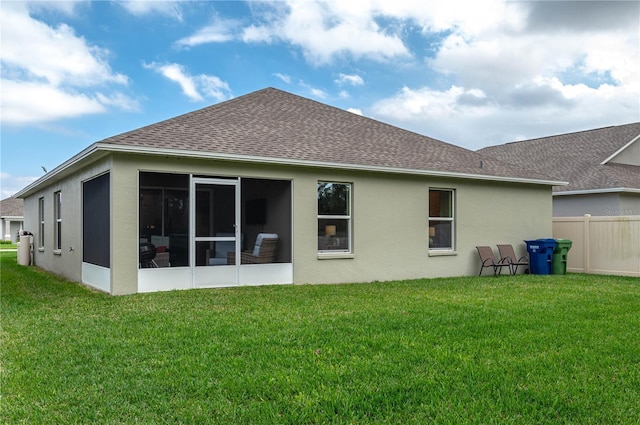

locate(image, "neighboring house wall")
[[553, 193, 640, 217], [24, 153, 552, 294], [619, 193, 640, 216], [609, 138, 640, 166], [1, 197, 24, 243], [2, 218, 23, 243]]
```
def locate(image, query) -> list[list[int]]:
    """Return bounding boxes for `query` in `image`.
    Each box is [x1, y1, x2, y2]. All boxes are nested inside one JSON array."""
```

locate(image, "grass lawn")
[[2, 251, 639, 424]]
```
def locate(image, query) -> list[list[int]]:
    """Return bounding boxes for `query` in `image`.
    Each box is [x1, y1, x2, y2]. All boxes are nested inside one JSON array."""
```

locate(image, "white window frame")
[[54, 191, 62, 252], [428, 188, 455, 251], [38, 197, 45, 248], [317, 182, 352, 254]]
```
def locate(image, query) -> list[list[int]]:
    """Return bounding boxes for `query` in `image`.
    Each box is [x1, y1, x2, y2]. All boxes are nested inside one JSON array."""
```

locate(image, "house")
[[15, 88, 563, 295], [478, 123, 640, 217], [1, 197, 24, 243]]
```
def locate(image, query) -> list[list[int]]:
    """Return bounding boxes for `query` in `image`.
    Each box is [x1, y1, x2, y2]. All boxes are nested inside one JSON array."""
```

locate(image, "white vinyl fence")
[[552, 215, 640, 277]]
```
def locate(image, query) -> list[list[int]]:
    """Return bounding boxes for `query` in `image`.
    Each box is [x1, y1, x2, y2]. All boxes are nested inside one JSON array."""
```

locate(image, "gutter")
[[554, 187, 640, 196], [16, 143, 566, 198], [15, 143, 106, 198]]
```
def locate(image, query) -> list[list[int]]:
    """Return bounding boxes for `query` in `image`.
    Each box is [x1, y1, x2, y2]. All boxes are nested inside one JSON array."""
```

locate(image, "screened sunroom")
[[137, 172, 292, 291]]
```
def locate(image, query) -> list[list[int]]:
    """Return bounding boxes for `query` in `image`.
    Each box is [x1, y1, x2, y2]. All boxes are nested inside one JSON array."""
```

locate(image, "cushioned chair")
[[228, 233, 278, 264], [476, 246, 511, 276], [497, 244, 529, 275]]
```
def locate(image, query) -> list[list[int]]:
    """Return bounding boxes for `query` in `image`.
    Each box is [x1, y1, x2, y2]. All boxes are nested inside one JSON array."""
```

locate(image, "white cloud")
[[242, 0, 411, 64], [1, 80, 106, 124], [237, 0, 524, 66], [198, 75, 233, 102], [144, 62, 231, 102], [367, 0, 639, 148], [234, 1, 637, 146], [27, 0, 88, 16], [1, 3, 127, 87], [175, 17, 240, 47], [372, 79, 639, 149], [0, 172, 39, 199], [347, 108, 363, 116], [95, 92, 141, 111], [0, 2, 136, 125], [273, 73, 292, 84], [118, 0, 183, 20], [335, 73, 364, 86], [296, 80, 327, 99], [242, 24, 275, 44], [310, 88, 327, 99]]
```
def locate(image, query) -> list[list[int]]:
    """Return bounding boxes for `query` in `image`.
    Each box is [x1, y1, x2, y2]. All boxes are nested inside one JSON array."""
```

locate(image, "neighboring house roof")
[[0, 197, 24, 218], [478, 122, 640, 195], [16, 88, 563, 198]]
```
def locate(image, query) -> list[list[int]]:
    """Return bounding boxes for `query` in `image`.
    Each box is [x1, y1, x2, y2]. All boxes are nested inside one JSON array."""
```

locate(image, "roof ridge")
[[97, 88, 278, 144], [503, 121, 640, 146], [250, 88, 475, 153]]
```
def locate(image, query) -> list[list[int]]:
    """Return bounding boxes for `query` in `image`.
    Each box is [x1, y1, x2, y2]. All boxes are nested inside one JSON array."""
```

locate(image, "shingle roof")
[[0, 197, 24, 217], [478, 122, 640, 193], [98, 87, 555, 183]]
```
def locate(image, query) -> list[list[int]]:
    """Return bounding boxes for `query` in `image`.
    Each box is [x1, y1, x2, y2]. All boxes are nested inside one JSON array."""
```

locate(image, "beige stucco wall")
[[24, 152, 552, 294], [294, 171, 551, 284], [108, 154, 552, 292], [23, 157, 112, 283]]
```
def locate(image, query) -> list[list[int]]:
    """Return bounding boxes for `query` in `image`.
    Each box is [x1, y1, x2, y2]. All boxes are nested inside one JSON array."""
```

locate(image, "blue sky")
[[2, 0, 639, 198]]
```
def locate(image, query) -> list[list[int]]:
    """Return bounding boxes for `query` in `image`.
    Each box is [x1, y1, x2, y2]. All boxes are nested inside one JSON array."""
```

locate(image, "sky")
[[1, 0, 639, 198]]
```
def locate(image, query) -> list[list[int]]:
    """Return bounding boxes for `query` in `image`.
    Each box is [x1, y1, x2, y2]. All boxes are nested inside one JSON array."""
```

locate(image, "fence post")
[[583, 214, 591, 274]]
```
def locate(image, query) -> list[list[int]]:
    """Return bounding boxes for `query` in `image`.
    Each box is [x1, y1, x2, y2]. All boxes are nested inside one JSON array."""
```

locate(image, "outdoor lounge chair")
[[497, 244, 529, 275], [227, 233, 278, 264], [476, 246, 511, 276]]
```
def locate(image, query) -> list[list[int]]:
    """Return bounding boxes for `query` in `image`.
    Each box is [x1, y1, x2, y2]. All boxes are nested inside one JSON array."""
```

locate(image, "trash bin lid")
[[554, 238, 572, 251]]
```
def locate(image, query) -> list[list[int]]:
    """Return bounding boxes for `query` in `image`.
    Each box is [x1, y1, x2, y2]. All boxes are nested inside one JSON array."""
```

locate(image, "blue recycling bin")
[[524, 239, 557, 275]]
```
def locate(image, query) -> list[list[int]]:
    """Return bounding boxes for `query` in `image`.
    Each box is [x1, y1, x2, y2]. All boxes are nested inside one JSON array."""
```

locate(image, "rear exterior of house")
[[17, 88, 561, 295]]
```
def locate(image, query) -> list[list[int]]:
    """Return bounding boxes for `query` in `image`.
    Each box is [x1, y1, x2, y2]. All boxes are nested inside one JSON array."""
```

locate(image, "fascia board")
[[14, 144, 104, 198], [554, 188, 640, 196], [101, 144, 567, 186], [15, 143, 566, 198]]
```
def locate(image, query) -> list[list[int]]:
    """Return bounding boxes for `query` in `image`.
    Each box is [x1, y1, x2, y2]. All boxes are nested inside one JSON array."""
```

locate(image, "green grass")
[[2, 251, 639, 424]]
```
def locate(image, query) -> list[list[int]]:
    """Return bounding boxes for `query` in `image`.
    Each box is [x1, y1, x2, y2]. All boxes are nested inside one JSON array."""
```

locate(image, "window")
[[317, 182, 351, 253], [54, 191, 62, 251], [38, 197, 45, 248], [429, 189, 454, 250]]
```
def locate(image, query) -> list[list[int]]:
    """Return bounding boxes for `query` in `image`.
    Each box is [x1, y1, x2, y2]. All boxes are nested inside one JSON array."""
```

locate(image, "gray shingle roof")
[[0, 197, 24, 217], [478, 122, 640, 193], [99, 88, 556, 183]]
